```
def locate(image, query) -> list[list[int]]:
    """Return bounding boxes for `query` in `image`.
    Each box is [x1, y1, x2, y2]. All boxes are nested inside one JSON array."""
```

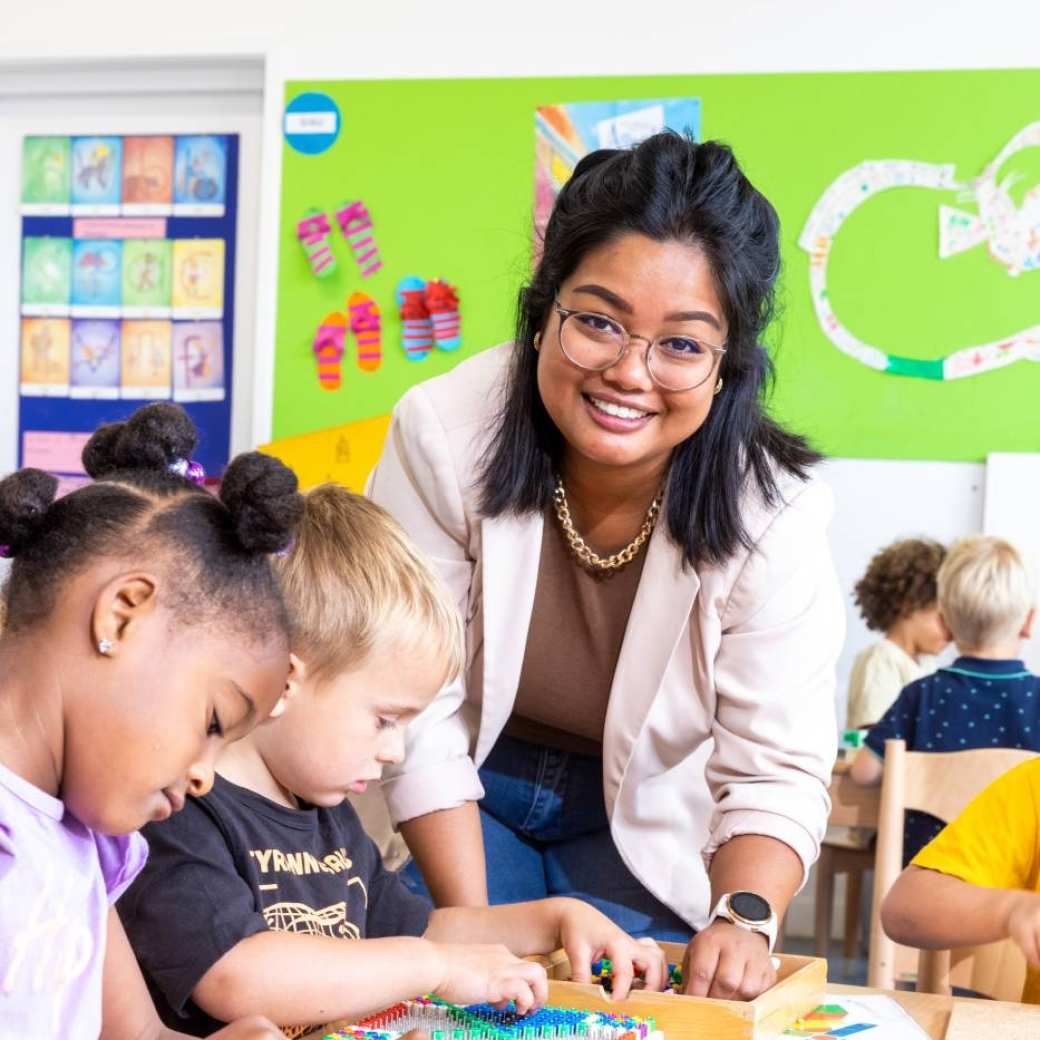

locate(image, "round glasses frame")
[[553, 299, 727, 392]]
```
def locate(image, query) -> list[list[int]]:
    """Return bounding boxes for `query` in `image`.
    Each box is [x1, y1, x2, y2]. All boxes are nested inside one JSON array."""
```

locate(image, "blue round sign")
[[284, 92, 341, 155]]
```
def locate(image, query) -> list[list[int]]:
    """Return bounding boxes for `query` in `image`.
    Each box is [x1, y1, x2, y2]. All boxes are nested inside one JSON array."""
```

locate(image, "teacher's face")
[[536, 233, 728, 476]]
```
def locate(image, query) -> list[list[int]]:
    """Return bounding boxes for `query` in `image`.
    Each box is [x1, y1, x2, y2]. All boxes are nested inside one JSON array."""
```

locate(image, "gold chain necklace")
[[552, 476, 662, 573]]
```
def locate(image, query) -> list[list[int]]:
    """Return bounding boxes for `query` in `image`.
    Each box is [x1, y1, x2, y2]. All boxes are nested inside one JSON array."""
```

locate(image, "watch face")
[[730, 891, 771, 923]]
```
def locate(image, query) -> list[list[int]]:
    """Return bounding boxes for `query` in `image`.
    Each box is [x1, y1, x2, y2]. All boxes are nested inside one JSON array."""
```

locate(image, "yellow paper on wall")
[[260, 414, 391, 492]]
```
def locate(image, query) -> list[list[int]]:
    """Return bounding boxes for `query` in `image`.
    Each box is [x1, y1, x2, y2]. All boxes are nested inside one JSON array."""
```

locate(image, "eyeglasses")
[[553, 298, 727, 392]]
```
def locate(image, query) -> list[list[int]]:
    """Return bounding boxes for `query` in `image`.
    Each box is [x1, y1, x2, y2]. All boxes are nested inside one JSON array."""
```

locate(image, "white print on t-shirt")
[[1, 860, 94, 1033]]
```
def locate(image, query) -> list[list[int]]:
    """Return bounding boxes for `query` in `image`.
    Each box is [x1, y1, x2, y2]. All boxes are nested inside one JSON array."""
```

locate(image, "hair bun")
[[0, 469, 59, 556], [82, 402, 198, 479], [219, 452, 303, 554]]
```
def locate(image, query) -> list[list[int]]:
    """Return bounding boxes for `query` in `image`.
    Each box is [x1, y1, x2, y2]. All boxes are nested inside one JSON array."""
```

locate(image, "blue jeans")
[[404, 734, 692, 942]]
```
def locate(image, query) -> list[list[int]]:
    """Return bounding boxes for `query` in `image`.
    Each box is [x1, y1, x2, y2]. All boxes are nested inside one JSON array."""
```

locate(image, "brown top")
[[504, 509, 648, 756]]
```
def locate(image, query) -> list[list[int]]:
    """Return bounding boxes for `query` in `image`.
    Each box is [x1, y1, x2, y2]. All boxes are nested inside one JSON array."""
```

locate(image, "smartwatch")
[[710, 891, 778, 952]]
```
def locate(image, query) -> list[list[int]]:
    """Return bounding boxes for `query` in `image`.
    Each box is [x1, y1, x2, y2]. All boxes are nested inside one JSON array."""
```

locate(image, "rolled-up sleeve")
[[367, 386, 485, 824], [704, 478, 844, 885]]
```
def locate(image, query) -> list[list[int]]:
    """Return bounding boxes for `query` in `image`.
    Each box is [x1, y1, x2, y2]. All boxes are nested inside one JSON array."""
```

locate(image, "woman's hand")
[[429, 942, 549, 1013], [557, 900, 668, 999], [681, 921, 776, 1000]]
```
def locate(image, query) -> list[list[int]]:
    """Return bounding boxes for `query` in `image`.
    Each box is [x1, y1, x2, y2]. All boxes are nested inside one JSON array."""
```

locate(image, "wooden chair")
[[816, 759, 882, 962], [814, 832, 872, 960], [868, 738, 1036, 999]]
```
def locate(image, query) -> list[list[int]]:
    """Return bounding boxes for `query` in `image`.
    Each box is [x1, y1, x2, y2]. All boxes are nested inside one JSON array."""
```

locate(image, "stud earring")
[[97, 638, 114, 656], [713, 378, 724, 396]]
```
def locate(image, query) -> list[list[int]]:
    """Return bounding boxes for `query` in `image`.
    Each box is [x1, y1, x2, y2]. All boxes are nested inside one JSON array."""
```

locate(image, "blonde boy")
[[120, 486, 662, 1037], [850, 536, 1038, 862]]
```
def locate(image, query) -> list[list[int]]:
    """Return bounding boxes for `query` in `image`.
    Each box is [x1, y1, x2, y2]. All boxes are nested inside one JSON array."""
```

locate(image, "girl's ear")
[[90, 572, 159, 657], [267, 652, 307, 720]]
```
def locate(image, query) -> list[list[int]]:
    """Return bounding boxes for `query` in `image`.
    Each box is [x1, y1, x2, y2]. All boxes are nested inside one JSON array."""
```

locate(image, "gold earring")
[[713, 378, 723, 396]]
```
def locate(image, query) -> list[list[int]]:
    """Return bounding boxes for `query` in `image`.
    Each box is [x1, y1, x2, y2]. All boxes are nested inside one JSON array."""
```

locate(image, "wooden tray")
[[540, 942, 827, 1040], [303, 942, 827, 1040]]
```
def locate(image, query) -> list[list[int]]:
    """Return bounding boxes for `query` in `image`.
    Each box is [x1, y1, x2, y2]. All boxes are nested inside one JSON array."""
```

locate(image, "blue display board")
[[17, 133, 239, 483]]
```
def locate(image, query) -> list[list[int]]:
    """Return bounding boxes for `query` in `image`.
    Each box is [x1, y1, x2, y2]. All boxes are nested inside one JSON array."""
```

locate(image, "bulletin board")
[[17, 133, 239, 487], [273, 70, 1040, 468]]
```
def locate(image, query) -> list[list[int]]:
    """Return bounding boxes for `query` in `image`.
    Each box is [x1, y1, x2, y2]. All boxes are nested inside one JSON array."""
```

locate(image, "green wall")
[[276, 70, 1040, 461]]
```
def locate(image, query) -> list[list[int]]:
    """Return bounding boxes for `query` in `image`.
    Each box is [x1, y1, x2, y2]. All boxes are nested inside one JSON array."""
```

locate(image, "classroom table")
[[828, 757, 880, 829], [829, 981, 1040, 1039]]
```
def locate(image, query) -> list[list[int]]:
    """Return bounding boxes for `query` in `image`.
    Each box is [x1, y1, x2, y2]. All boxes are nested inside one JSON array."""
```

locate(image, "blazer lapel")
[[602, 516, 701, 813], [475, 509, 545, 762]]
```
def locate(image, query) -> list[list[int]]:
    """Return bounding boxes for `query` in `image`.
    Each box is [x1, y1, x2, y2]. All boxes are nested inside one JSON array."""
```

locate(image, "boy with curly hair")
[[847, 537, 948, 730], [851, 535, 1039, 862]]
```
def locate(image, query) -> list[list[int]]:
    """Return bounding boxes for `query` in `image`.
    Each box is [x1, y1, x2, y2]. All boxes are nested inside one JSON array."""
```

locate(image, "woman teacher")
[[369, 133, 843, 999]]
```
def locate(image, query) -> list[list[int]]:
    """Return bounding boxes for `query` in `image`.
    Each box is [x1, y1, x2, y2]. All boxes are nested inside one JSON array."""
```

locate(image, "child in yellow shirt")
[[882, 758, 1040, 1002]]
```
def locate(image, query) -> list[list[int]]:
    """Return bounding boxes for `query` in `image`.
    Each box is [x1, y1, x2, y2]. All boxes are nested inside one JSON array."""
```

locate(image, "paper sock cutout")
[[297, 209, 337, 278], [348, 291, 382, 373], [313, 311, 347, 390], [396, 275, 433, 362], [336, 200, 383, 277], [425, 278, 462, 351]]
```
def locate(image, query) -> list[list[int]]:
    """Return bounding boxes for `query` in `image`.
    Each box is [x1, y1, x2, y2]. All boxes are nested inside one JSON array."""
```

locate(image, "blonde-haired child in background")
[[851, 535, 1039, 863]]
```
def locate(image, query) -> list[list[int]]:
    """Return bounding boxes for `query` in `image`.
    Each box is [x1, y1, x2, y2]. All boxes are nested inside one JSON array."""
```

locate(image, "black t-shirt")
[[118, 774, 431, 1037]]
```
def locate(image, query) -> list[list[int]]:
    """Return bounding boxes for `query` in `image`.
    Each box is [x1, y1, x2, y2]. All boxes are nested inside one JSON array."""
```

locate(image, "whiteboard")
[[983, 453, 1040, 672]]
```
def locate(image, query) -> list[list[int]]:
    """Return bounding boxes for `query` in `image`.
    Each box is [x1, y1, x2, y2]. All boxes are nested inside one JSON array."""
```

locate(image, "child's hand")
[[1005, 891, 1040, 967], [206, 1015, 285, 1038], [556, 900, 668, 999], [431, 942, 549, 1014]]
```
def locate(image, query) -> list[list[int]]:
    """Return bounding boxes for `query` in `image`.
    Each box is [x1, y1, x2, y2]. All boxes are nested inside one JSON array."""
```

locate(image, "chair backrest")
[[868, 738, 1036, 998]]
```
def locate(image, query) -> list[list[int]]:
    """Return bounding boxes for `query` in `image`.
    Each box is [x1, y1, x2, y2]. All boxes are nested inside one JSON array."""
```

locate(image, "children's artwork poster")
[[21, 137, 72, 216], [174, 135, 228, 217], [71, 136, 123, 215], [17, 133, 238, 480], [172, 321, 225, 402], [121, 320, 173, 399], [122, 136, 174, 214], [273, 71, 1040, 468]]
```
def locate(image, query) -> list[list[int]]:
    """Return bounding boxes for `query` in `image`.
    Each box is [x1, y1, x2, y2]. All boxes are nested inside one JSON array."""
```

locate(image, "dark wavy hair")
[[0, 402, 303, 639], [479, 131, 819, 568], [854, 538, 946, 632]]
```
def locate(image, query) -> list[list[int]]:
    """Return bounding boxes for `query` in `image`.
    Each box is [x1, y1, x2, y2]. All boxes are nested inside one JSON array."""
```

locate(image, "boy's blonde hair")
[[274, 484, 464, 684], [938, 535, 1035, 650]]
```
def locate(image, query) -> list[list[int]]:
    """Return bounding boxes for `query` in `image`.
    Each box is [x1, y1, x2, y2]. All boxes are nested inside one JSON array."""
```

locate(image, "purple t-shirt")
[[0, 759, 148, 1038]]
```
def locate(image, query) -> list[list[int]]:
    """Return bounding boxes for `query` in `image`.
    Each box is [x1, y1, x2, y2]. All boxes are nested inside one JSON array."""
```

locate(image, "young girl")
[[847, 538, 948, 729], [0, 403, 302, 1039]]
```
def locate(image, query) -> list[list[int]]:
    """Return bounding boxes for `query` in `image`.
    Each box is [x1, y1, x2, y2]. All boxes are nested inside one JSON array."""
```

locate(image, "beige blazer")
[[368, 344, 844, 929]]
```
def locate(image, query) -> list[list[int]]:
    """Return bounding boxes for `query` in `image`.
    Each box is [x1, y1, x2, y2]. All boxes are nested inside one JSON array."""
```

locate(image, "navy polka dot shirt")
[[865, 656, 1040, 863]]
